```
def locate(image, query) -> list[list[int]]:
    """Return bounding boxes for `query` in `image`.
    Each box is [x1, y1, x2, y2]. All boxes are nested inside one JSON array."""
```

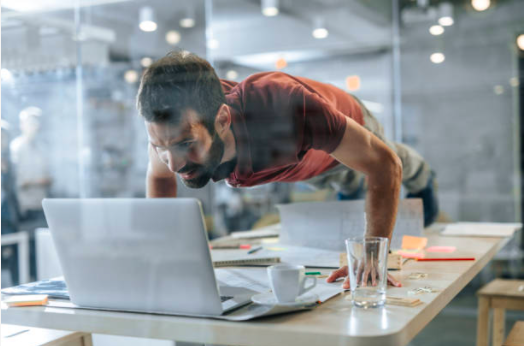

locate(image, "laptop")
[[42, 198, 254, 316]]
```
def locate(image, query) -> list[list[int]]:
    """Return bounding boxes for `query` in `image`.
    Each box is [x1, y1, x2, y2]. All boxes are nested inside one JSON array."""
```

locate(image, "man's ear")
[[214, 104, 231, 135]]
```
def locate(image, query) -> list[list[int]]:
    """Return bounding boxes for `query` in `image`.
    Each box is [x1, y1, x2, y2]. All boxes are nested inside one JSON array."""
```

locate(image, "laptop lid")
[[42, 198, 225, 316]]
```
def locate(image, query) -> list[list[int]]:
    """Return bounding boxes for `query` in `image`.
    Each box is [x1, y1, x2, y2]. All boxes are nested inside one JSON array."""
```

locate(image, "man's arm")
[[330, 117, 402, 241], [146, 143, 177, 198]]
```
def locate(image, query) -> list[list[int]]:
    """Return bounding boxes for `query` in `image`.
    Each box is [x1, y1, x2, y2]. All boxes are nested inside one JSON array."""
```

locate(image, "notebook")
[[213, 257, 281, 267]]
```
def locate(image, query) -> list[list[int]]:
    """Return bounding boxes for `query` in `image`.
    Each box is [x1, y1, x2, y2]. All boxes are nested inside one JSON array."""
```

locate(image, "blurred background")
[[1, 0, 524, 345]]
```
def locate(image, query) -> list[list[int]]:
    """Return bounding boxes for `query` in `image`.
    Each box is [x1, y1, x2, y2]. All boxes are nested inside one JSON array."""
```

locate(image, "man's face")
[[146, 109, 224, 188]]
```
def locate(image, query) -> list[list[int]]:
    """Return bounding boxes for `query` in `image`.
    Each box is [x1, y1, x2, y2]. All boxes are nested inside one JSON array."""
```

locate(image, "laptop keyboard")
[[220, 296, 233, 302]]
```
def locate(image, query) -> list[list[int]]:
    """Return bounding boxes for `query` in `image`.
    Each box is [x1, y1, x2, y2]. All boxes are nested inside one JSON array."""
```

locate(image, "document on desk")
[[441, 222, 522, 237], [215, 267, 343, 303], [230, 224, 281, 239], [212, 246, 340, 268], [277, 199, 423, 250]]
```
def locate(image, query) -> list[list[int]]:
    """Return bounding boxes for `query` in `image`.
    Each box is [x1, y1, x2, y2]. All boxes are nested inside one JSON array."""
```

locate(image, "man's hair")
[[136, 50, 225, 133]]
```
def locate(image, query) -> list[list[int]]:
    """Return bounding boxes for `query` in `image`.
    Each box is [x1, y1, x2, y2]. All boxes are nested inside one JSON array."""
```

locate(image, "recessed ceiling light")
[[517, 34, 524, 51], [139, 7, 157, 32], [141, 57, 153, 68], [124, 70, 139, 84], [471, 0, 490, 11], [262, 0, 279, 16], [429, 25, 444, 36], [226, 70, 238, 79], [165, 30, 181, 45], [430, 53, 445, 64]]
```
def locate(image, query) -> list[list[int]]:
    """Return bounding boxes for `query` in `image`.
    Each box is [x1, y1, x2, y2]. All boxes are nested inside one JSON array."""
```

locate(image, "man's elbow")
[[369, 151, 402, 189], [390, 153, 403, 186]]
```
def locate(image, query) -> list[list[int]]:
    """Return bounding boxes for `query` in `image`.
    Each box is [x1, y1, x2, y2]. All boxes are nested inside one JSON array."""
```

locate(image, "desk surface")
[[1, 228, 510, 346]]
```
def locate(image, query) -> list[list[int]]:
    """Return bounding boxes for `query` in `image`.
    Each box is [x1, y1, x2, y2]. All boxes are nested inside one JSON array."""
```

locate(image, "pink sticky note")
[[395, 249, 426, 259], [426, 246, 456, 253]]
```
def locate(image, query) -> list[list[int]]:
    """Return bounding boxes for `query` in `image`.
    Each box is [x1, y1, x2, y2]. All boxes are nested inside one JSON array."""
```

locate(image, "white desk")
[[1, 229, 511, 346]]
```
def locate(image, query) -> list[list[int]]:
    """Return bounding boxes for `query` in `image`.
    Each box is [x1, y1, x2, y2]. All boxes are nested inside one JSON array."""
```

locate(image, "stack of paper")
[[277, 200, 423, 251]]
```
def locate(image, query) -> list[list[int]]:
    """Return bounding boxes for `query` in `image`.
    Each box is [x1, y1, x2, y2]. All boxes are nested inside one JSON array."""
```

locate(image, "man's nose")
[[167, 151, 186, 173]]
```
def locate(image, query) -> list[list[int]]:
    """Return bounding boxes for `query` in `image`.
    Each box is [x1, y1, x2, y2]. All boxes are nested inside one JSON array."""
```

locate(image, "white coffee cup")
[[267, 264, 317, 303]]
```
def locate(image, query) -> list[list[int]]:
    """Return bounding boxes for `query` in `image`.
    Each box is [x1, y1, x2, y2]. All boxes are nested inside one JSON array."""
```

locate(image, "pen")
[[415, 258, 475, 261], [247, 246, 262, 254], [305, 272, 321, 275]]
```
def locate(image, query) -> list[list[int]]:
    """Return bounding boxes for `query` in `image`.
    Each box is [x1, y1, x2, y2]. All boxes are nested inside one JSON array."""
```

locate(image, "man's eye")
[[179, 142, 193, 149]]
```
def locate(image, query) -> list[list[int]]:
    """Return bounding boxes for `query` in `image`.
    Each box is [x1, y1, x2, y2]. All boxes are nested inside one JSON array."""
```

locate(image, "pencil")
[[247, 246, 262, 254], [415, 258, 475, 261]]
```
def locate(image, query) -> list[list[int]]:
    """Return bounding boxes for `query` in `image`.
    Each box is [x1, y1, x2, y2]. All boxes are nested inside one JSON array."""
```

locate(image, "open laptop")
[[42, 198, 253, 316]]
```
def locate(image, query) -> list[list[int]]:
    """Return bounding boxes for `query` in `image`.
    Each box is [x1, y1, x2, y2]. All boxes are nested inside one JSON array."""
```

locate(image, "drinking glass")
[[345, 236, 388, 308]]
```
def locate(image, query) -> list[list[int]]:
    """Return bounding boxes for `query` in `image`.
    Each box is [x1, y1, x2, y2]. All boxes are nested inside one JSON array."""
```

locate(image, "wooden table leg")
[[492, 308, 505, 346], [477, 297, 490, 346], [81, 333, 93, 346]]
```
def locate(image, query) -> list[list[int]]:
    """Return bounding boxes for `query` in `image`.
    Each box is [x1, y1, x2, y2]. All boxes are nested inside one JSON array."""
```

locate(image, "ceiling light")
[[471, 0, 490, 11], [312, 28, 328, 39], [207, 39, 220, 50], [262, 0, 279, 16], [141, 57, 153, 68], [165, 30, 181, 45], [345, 75, 361, 92], [517, 34, 524, 51], [430, 53, 445, 64], [438, 16, 454, 26], [1, 69, 13, 82], [180, 18, 195, 28], [429, 25, 444, 36], [275, 57, 287, 70], [124, 70, 139, 84], [438, 3, 454, 26], [180, 7, 196, 28], [226, 70, 238, 79], [312, 17, 328, 39], [509, 77, 519, 88], [493, 85, 504, 95], [139, 7, 157, 32]]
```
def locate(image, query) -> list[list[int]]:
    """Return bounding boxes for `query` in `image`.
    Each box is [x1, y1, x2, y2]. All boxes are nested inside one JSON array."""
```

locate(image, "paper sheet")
[[277, 200, 423, 250], [441, 222, 522, 237], [215, 267, 343, 303], [230, 224, 281, 239], [212, 245, 341, 269]]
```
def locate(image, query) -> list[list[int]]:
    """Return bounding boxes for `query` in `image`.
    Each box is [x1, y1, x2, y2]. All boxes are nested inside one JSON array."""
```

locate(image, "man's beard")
[[179, 133, 225, 189]]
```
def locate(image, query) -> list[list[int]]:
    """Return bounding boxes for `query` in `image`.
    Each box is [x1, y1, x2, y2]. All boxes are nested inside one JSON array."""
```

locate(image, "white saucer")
[[251, 292, 319, 307]]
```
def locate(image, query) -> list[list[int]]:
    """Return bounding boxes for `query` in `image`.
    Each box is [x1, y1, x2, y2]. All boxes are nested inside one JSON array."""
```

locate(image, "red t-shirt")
[[218, 72, 363, 188]]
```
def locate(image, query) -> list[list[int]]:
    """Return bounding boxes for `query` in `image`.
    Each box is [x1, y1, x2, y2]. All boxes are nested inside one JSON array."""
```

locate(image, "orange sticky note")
[[401, 235, 428, 250], [4, 294, 48, 307]]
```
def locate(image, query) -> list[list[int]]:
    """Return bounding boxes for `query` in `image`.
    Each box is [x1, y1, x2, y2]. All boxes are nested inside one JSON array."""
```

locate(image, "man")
[[137, 51, 438, 288]]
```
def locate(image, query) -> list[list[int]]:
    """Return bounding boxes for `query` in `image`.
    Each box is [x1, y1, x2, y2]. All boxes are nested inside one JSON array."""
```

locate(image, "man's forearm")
[[146, 174, 177, 198], [365, 163, 402, 241]]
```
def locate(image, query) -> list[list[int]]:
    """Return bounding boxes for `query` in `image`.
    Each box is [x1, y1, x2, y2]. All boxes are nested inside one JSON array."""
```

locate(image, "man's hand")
[[326, 265, 401, 289]]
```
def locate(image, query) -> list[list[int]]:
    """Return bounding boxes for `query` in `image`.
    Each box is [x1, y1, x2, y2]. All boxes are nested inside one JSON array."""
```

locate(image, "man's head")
[[19, 106, 42, 139], [137, 51, 230, 188]]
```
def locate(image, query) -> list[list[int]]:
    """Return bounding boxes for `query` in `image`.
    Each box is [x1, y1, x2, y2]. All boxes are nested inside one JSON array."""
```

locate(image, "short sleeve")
[[293, 86, 348, 153]]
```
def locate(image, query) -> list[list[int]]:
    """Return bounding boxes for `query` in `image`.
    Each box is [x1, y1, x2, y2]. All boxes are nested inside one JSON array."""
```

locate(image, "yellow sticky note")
[[401, 235, 428, 250], [5, 294, 48, 307]]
